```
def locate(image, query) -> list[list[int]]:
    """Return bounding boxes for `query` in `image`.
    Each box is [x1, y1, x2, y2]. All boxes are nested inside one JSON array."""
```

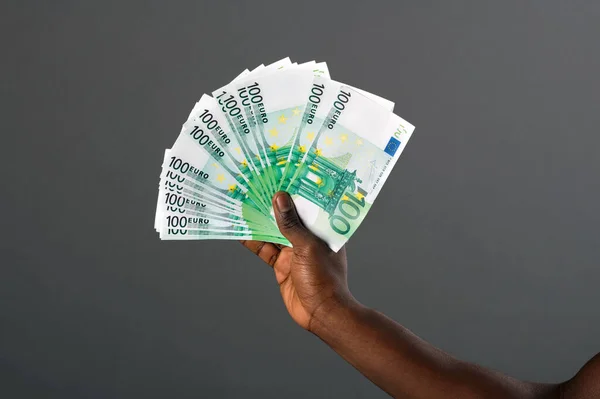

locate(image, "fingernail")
[[275, 192, 292, 212]]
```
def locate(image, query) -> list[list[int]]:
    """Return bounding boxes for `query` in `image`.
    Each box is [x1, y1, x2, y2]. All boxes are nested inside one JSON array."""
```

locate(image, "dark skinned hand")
[[241, 191, 351, 331]]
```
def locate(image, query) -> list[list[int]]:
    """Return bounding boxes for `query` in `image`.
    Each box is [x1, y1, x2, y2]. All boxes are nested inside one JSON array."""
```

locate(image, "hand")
[[241, 192, 352, 331]]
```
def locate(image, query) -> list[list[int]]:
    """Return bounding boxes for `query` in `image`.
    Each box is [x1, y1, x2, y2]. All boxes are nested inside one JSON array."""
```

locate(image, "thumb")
[[273, 191, 314, 246]]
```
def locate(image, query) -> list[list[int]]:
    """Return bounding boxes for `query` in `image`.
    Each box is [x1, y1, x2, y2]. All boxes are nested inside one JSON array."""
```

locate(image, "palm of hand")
[[242, 238, 348, 331], [241, 192, 349, 331], [240, 242, 318, 330], [272, 247, 319, 330]]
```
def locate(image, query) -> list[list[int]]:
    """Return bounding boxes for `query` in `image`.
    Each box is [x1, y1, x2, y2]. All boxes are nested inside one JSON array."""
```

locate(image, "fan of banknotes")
[[154, 57, 415, 252]]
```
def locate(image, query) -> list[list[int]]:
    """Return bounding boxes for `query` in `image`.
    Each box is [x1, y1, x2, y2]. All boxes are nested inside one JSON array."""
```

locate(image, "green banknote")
[[279, 75, 394, 191], [283, 86, 415, 251]]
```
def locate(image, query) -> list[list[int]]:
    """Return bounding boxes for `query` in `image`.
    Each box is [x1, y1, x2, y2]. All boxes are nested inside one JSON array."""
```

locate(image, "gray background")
[[1, 1, 599, 398]]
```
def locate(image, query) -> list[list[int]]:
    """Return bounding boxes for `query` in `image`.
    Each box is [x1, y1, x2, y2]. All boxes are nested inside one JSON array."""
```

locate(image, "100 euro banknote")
[[284, 86, 414, 251]]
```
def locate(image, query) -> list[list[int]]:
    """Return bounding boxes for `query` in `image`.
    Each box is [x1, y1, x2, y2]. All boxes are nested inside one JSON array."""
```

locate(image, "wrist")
[[308, 291, 364, 336]]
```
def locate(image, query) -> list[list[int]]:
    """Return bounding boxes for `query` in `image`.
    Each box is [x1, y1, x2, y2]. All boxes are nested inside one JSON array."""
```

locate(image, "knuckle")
[[268, 252, 279, 267], [280, 213, 300, 230], [254, 241, 267, 256]]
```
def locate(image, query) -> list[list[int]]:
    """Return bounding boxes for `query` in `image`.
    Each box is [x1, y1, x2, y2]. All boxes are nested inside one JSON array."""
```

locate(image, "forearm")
[[310, 298, 560, 399]]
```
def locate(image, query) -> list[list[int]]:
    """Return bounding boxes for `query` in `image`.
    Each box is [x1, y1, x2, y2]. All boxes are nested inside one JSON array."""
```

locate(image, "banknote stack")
[[154, 58, 415, 252]]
